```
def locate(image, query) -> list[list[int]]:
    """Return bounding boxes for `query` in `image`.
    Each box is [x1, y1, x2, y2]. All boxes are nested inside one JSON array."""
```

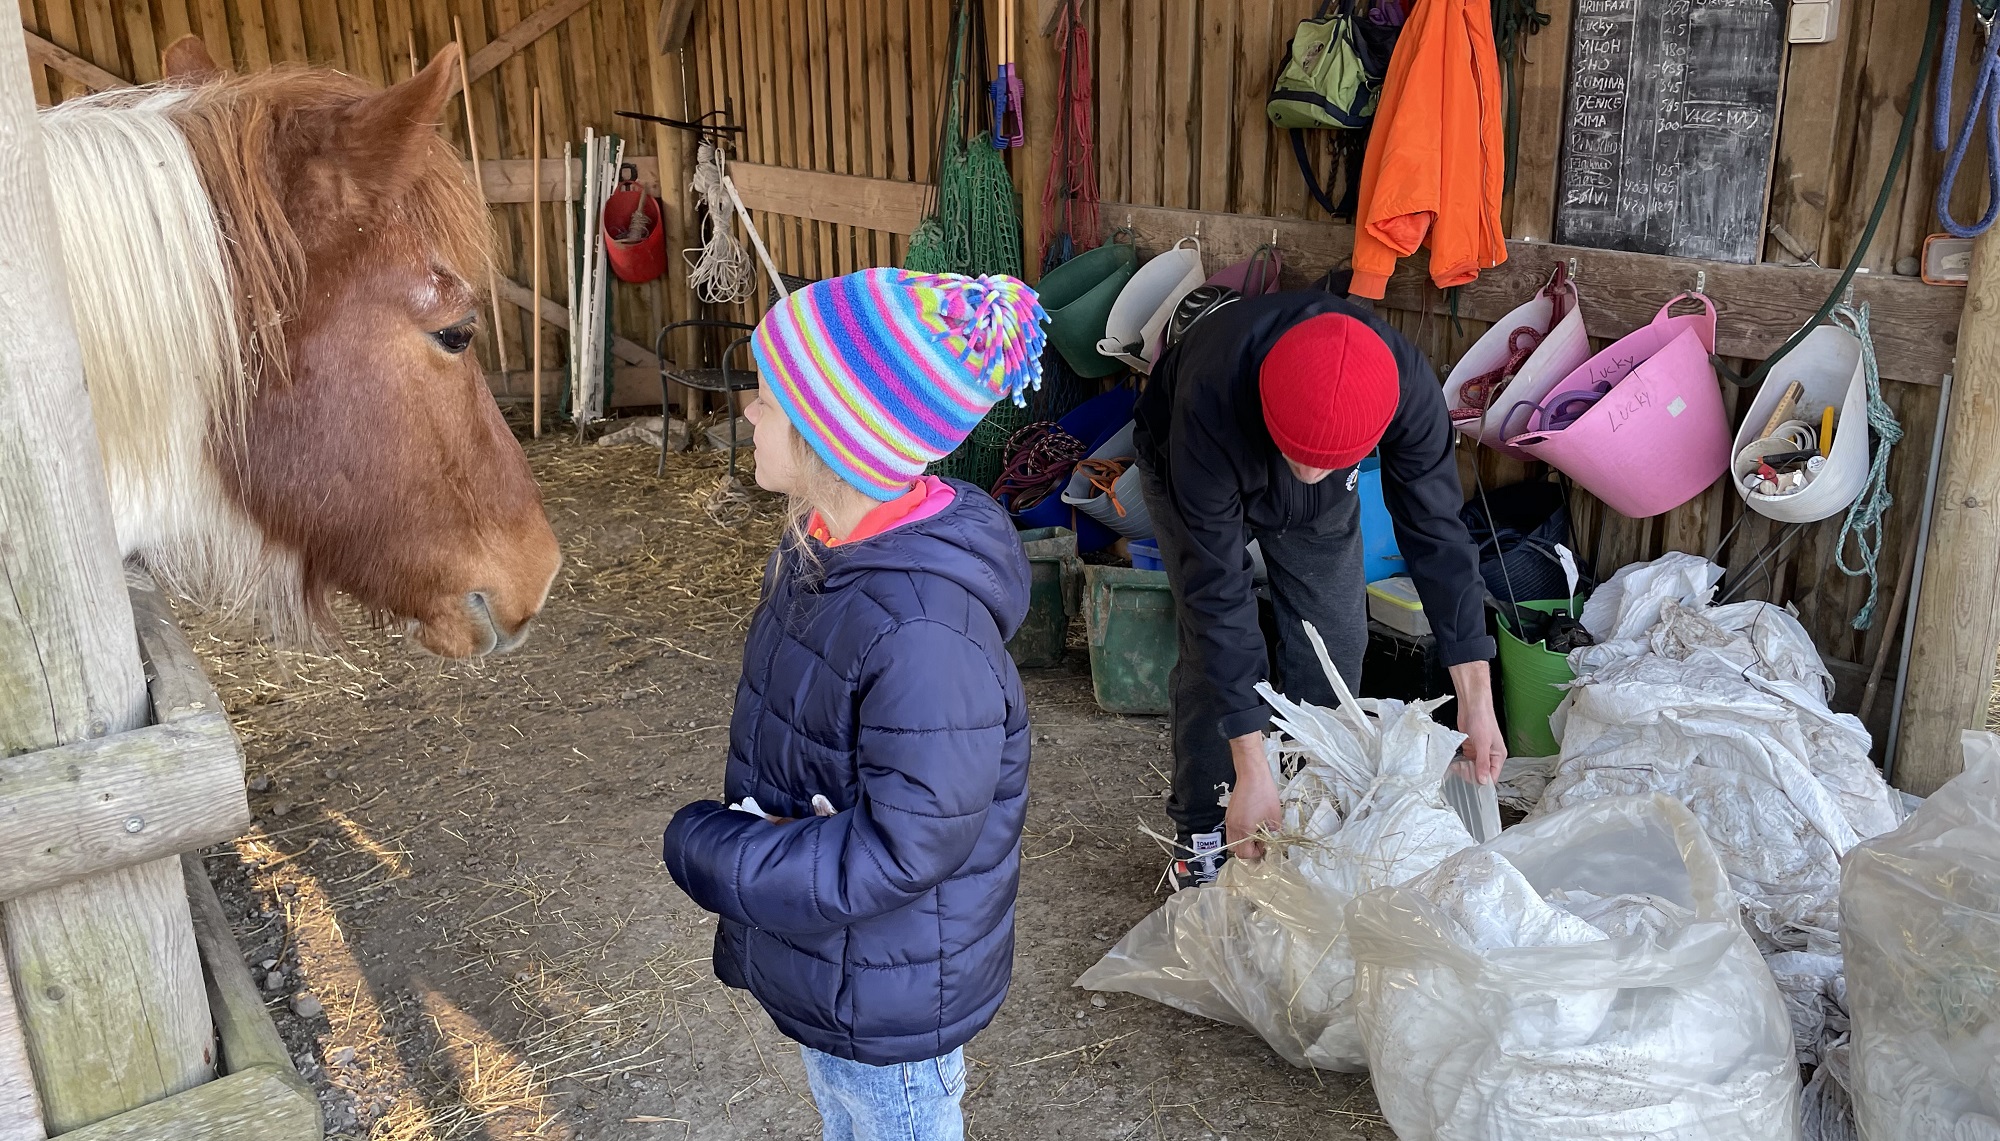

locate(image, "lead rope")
[[1831, 303, 1904, 629], [1935, 0, 2000, 237]]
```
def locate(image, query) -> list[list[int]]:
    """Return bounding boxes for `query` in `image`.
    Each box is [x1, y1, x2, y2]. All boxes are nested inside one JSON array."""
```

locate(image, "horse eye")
[[431, 320, 476, 354]]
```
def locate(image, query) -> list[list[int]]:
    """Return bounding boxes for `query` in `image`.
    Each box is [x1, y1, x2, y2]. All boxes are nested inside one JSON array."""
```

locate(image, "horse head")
[[46, 39, 560, 658]]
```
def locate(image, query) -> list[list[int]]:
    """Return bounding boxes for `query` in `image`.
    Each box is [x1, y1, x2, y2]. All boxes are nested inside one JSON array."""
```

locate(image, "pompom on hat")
[[751, 269, 1049, 500], [1259, 312, 1400, 471]]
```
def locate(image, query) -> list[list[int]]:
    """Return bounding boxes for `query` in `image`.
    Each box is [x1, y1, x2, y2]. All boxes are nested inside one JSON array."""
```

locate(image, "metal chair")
[[653, 274, 817, 479]]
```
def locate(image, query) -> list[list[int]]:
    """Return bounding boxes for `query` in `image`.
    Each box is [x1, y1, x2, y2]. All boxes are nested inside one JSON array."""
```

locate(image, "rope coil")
[[684, 140, 752, 304]]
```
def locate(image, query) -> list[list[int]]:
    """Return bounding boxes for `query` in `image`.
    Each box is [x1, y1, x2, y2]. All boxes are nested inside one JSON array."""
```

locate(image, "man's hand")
[[1223, 732, 1283, 859], [1448, 660, 1506, 784]]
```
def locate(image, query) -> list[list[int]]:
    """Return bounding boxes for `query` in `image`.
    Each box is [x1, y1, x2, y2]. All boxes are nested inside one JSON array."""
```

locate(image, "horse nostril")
[[465, 590, 533, 654]]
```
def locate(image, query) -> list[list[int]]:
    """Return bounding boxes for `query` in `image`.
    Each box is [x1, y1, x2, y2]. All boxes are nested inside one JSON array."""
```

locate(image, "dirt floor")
[[186, 431, 1394, 1141]]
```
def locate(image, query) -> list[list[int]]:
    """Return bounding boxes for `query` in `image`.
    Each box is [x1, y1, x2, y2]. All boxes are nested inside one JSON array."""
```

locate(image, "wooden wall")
[[19, 0, 1987, 714], [19, 0, 672, 385]]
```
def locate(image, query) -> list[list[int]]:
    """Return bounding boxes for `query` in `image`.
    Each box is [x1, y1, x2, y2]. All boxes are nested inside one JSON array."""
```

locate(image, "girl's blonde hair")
[[778, 422, 860, 581]]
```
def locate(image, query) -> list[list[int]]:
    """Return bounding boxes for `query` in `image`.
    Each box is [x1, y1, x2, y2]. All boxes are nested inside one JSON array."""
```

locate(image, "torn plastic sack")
[[1077, 625, 1478, 1071], [1844, 731, 2000, 1141], [1350, 794, 1803, 1141]]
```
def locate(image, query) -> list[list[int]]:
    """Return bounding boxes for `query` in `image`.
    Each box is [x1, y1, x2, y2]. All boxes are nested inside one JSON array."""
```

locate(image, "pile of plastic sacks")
[[1078, 627, 1478, 1070], [1527, 553, 1904, 1133], [1083, 553, 2000, 1141]]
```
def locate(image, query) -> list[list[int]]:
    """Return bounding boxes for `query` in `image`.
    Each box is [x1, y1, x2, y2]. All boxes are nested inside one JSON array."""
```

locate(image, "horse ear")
[[162, 34, 221, 81], [331, 44, 459, 177]]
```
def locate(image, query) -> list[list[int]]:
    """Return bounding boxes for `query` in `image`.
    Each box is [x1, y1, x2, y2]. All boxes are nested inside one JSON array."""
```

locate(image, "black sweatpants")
[[1140, 467, 1367, 837]]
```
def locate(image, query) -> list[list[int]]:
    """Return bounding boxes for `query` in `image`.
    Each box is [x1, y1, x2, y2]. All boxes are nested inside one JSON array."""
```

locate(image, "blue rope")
[[1935, 0, 2000, 237], [1832, 304, 1905, 630]]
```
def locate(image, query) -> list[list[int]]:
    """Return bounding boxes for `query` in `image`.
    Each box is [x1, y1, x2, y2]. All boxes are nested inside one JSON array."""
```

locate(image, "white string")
[[684, 140, 752, 304]]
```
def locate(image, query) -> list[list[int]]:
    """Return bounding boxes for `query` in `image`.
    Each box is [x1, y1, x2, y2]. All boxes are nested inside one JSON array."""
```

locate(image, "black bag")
[[1459, 480, 1591, 606]]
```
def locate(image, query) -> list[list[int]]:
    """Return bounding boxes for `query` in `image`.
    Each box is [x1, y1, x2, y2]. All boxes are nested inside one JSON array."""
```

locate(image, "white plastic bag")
[[1540, 591, 1902, 953], [1844, 731, 2000, 1141], [1077, 629, 1477, 1071], [1350, 794, 1803, 1141]]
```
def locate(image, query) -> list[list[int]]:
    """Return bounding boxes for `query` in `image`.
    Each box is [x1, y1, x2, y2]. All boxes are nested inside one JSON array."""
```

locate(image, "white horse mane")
[[39, 88, 308, 636]]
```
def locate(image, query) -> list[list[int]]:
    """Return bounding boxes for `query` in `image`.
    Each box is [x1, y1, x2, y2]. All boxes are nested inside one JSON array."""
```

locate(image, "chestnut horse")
[[37, 38, 559, 657]]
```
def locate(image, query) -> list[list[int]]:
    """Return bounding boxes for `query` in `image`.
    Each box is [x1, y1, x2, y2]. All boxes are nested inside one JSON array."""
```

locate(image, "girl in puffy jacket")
[[663, 269, 1041, 1140]]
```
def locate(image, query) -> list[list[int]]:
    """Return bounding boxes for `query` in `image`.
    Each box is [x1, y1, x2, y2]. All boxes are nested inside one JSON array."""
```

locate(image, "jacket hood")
[[814, 481, 1032, 641]]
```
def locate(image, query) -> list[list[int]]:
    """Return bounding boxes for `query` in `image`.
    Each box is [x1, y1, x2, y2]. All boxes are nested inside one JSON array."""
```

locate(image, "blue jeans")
[[800, 1046, 965, 1141]]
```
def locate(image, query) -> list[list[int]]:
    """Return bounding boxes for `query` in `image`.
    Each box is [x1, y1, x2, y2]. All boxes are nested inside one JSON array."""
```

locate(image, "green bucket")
[[1496, 598, 1579, 759], [1038, 239, 1137, 379], [1084, 564, 1179, 715], [1008, 527, 1083, 669]]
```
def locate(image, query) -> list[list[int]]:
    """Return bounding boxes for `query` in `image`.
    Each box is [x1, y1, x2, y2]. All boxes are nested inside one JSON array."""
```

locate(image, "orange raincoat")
[[1346, 0, 1506, 300]]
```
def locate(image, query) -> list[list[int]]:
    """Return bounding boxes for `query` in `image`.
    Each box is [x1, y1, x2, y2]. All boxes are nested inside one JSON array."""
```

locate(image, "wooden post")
[[455, 19, 511, 378], [531, 86, 544, 439], [0, 22, 212, 1133], [1896, 228, 2000, 793], [641, 1, 694, 417]]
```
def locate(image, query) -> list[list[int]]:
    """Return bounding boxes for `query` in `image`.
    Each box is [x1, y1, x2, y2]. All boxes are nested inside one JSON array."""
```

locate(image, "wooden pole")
[[407, 29, 417, 77], [1896, 227, 2000, 794], [1859, 536, 1921, 725], [0, 23, 212, 1133], [455, 18, 510, 377], [531, 87, 543, 439]]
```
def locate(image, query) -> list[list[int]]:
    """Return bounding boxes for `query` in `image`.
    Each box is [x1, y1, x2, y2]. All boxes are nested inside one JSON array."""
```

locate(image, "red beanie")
[[1259, 313, 1400, 470]]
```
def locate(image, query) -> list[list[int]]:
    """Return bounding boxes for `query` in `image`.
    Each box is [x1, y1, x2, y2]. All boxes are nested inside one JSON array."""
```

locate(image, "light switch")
[[1789, 0, 1841, 44]]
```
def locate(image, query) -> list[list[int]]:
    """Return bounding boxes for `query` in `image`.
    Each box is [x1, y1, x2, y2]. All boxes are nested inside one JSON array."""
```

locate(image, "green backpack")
[[1266, 0, 1403, 216]]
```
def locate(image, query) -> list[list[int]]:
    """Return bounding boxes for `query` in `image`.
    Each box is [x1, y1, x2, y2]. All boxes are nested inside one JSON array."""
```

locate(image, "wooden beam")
[[725, 161, 930, 235], [468, 155, 659, 204], [21, 29, 124, 92], [656, 0, 697, 53], [0, 950, 39, 1141], [1895, 229, 2000, 794], [494, 277, 662, 367], [180, 858, 298, 1080], [0, 23, 211, 1131], [1505, 0, 1574, 242], [54, 1068, 319, 1141], [0, 711, 247, 901], [1102, 202, 1963, 385], [464, 0, 593, 83]]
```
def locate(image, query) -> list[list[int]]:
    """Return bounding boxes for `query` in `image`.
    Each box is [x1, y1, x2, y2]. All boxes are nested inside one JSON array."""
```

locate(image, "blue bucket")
[[1129, 537, 1164, 571], [1359, 458, 1402, 583]]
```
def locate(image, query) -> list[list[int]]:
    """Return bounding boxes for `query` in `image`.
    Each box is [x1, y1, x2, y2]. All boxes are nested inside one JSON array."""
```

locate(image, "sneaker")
[[1167, 829, 1227, 891]]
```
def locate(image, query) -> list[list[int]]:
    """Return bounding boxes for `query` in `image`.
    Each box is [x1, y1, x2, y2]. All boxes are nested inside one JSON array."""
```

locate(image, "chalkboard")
[[1554, 0, 1787, 264]]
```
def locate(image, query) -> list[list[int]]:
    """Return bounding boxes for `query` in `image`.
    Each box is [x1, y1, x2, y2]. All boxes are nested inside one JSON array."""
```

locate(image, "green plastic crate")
[[1497, 598, 1579, 759], [1007, 527, 1082, 669], [1084, 564, 1179, 715]]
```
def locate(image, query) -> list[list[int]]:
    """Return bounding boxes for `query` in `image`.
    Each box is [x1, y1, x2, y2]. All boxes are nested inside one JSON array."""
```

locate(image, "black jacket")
[[1134, 288, 1495, 741]]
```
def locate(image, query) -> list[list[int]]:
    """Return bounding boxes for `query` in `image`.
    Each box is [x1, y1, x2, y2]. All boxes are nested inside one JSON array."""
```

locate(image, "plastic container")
[[1366, 576, 1429, 637], [1007, 386, 1139, 553], [1729, 324, 1871, 523], [1098, 238, 1206, 374], [1507, 293, 1731, 520], [1038, 239, 1138, 378], [1084, 564, 1179, 715], [1062, 422, 1155, 540], [603, 188, 667, 283], [1356, 458, 1402, 583], [1496, 597, 1578, 759], [1008, 527, 1082, 669], [1441, 268, 1591, 459], [1128, 537, 1164, 571]]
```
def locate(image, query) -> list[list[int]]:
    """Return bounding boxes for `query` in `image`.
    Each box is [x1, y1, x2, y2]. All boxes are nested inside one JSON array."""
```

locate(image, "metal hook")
[[1272, 228, 1280, 247], [1694, 269, 1708, 297], [1566, 256, 1579, 281], [1842, 281, 1858, 308]]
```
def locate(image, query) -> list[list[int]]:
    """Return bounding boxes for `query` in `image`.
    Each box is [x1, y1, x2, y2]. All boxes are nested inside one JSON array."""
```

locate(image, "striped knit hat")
[[751, 269, 1049, 500]]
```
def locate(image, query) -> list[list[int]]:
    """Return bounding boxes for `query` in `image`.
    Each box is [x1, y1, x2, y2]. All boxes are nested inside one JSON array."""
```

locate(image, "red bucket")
[[602, 186, 666, 284]]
